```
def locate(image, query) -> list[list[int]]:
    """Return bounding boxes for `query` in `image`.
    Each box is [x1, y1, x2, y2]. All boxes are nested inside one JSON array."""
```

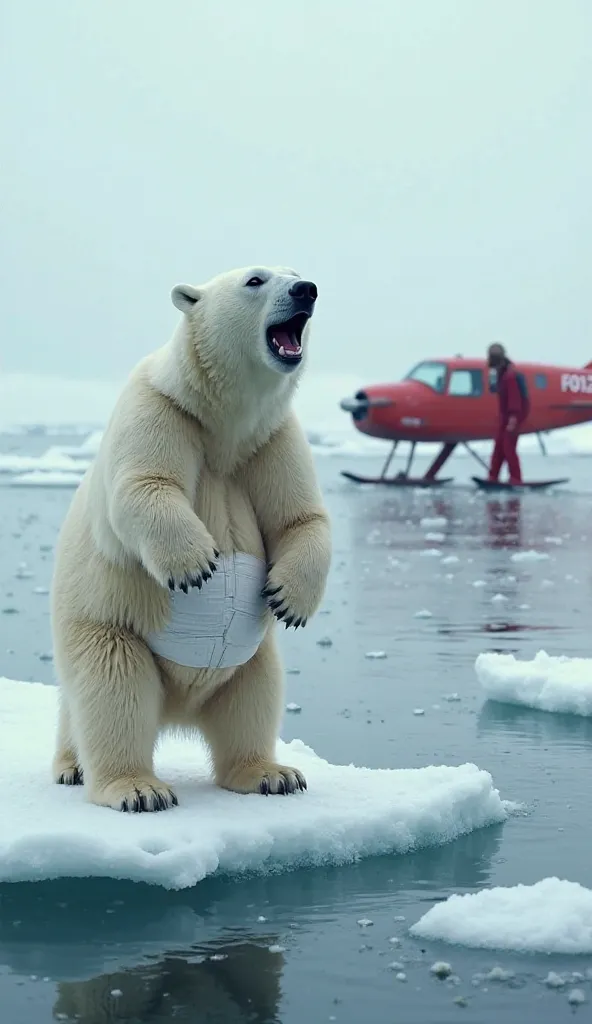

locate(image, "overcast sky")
[[1, 1, 591, 384]]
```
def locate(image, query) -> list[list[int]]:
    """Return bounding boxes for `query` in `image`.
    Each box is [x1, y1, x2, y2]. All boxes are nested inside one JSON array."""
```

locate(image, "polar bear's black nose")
[[289, 280, 318, 303]]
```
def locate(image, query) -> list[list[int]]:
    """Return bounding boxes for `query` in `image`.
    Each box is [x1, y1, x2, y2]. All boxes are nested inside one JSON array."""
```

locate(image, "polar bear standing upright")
[[50, 266, 331, 812]]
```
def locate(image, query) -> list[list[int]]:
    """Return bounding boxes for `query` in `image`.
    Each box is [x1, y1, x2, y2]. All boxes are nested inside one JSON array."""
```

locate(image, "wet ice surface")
[[2, 443, 592, 1022]]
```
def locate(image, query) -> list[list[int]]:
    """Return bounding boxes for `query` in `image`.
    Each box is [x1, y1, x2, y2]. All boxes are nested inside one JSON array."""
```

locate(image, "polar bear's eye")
[[245, 276, 265, 288]]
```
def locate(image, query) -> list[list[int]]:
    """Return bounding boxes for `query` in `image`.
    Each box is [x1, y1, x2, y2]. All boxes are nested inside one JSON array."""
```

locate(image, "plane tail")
[[585, 361, 592, 369]]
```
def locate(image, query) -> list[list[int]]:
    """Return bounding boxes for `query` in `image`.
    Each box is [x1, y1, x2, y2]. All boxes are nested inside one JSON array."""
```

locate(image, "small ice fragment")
[[388, 960, 404, 970], [395, 972, 407, 982], [365, 651, 387, 659], [33, 587, 49, 595], [568, 989, 586, 1006], [286, 703, 301, 713], [110, 989, 123, 998], [414, 609, 433, 619], [544, 536, 563, 545], [430, 961, 452, 978], [441, 555, 460, 565], [394, 915, 406, 921], [358, 918, 373, 927], [443, 693, 461, 702], [425, 532, 445, 543], [454, 996, 468, 1007], [268, 944, 285, 953], [472, 580, 486, 588], [317, 636, 333, 647], [510, 550, 550, 562], [486, 966, 514, 981], [540, 579, 555, 589], [413, 708, 425, 716], [519, 603, 530, 610], [388, 936, 401, 946], [420, 516, 447, 528], [420, 548, 442, 557], [257, 915, 267, 922], [491, 593, 507, 604], [544, 971, 565, 989], [209, 953, 228, 961]]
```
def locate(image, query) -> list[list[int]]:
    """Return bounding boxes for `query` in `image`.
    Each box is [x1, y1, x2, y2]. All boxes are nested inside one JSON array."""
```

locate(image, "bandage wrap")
[[147, 553, 267, 669]]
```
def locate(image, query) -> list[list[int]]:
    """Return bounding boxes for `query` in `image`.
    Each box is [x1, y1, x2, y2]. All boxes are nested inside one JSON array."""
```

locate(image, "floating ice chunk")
[[475, 651, 592, 716], [568, 989, 587, 1006], [443, 693, 461, 702], [472, 580, 486, 588], [414, 609, 433, 619], [413, 708, 425, 716], [441, 555, 460, 566], [510, 550, 550, 563], [425, 532, 445, 543], [317, 636, 333, 647], [491, 593, 507, 604], [410, 878, 592, 953], [544, 971, 566, 988], [430, 961, 453, 978], [544, 536, 563, 546], [420, 549, 442, 558], [420, 517, 447, 529], [0, 678, 508, 889], [8, 471, 84, 488], [365, 650, 387, 659], [286, 703, 302, 713]]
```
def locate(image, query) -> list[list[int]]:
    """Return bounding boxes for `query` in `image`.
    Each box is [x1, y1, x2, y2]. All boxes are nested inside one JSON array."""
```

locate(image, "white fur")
[[50, 265, 332, 812]]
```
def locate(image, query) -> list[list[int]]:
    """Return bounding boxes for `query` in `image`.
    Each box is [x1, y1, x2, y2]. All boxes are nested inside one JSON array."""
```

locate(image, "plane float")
[[339, 356, 592, 491]]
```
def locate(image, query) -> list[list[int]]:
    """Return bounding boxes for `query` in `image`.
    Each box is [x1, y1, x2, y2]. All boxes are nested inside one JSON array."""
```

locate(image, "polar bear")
[[50, 265, 332, 812]]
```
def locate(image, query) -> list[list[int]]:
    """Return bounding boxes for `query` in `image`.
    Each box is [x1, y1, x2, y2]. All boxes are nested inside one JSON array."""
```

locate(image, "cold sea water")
[[1, 433, 592, 1024]]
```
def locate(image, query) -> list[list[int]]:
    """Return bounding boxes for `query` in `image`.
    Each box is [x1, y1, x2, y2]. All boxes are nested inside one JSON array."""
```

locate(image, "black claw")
[[180, 581, 188, 594], [302, 618, 308, 627], [213, 549, 220, 558], [121, 798, 129, 812], [171, 792, 179, 807], [277, 776, 286, 795], [202, 571, 212, 582], [267, 561, 275, 572], [168, 578, 175, 591], [208, 561, 218, 572], [189, 576, 202, 589], [262, 584, 282, 599], [294, 618, 302, 629], [275, 607, 287, 621], [268, 598, 283, 611], [284, 615, 294, 628], [260, 778, 270, 796]]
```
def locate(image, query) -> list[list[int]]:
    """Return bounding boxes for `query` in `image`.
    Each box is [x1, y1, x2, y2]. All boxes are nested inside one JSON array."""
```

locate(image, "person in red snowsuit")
[[487, 343, 529, 485]]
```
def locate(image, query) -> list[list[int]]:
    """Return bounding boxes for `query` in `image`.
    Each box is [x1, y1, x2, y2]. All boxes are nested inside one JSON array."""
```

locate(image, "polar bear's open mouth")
[[266, 312, 309, 365]]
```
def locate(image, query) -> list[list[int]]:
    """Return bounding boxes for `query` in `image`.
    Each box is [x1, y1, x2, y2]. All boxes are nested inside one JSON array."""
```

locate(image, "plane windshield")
[[405, 361, 446, 394]]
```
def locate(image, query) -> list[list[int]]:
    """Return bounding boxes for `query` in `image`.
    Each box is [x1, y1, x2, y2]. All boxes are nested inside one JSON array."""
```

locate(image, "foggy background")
[[1, 0, 591, 385]]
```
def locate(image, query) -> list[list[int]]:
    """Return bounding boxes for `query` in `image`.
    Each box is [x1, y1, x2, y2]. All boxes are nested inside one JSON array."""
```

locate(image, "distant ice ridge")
[[476, 651, 592, 716], [3, 370, 592, 456], [410, 878, 592, 953], [0, 678, 509, 890]]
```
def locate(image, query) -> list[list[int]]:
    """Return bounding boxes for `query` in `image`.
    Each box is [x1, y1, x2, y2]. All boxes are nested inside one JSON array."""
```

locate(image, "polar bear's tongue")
[[271, 329, 301, 355]]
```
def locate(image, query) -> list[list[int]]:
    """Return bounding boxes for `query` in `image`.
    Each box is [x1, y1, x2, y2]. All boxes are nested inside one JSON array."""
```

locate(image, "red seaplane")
[[339, 356, 592, 491]]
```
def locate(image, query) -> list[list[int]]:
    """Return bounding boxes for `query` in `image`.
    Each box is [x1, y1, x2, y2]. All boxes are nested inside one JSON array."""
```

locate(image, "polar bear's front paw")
[[167, 550, 220, 594], [261, 562, 321, 629], [220, 761, 307, 796], [89, 774, 179, 813]]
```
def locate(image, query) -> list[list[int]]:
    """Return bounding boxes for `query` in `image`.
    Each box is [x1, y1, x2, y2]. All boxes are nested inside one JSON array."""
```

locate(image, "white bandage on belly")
[[146, 552, 267, 669]]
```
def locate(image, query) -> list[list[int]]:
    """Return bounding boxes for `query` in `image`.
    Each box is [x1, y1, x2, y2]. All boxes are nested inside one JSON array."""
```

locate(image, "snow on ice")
[[0, 678, 508, 890], [410, 878, 592, 953], [476, 650, 592, 716]]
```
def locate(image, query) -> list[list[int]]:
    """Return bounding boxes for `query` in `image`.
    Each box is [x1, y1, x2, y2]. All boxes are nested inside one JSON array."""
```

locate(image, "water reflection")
[[478, 699, 592, 746], [53, 939, 284, 1024], [484, 498, 522, 549]]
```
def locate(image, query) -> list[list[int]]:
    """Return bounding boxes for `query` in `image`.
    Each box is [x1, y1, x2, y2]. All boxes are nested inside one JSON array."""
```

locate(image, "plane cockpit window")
[[405, 362, 446, 393], [534, 373, 548, 389], [448, 369, 483, 397]]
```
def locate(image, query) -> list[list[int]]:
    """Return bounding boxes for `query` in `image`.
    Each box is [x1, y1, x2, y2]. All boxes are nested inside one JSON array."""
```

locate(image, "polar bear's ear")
[[171, 284, 201, 314]]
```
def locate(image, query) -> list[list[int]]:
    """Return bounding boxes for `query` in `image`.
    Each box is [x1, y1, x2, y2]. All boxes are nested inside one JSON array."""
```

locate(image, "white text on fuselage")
[[561, 373, 592, 394]]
